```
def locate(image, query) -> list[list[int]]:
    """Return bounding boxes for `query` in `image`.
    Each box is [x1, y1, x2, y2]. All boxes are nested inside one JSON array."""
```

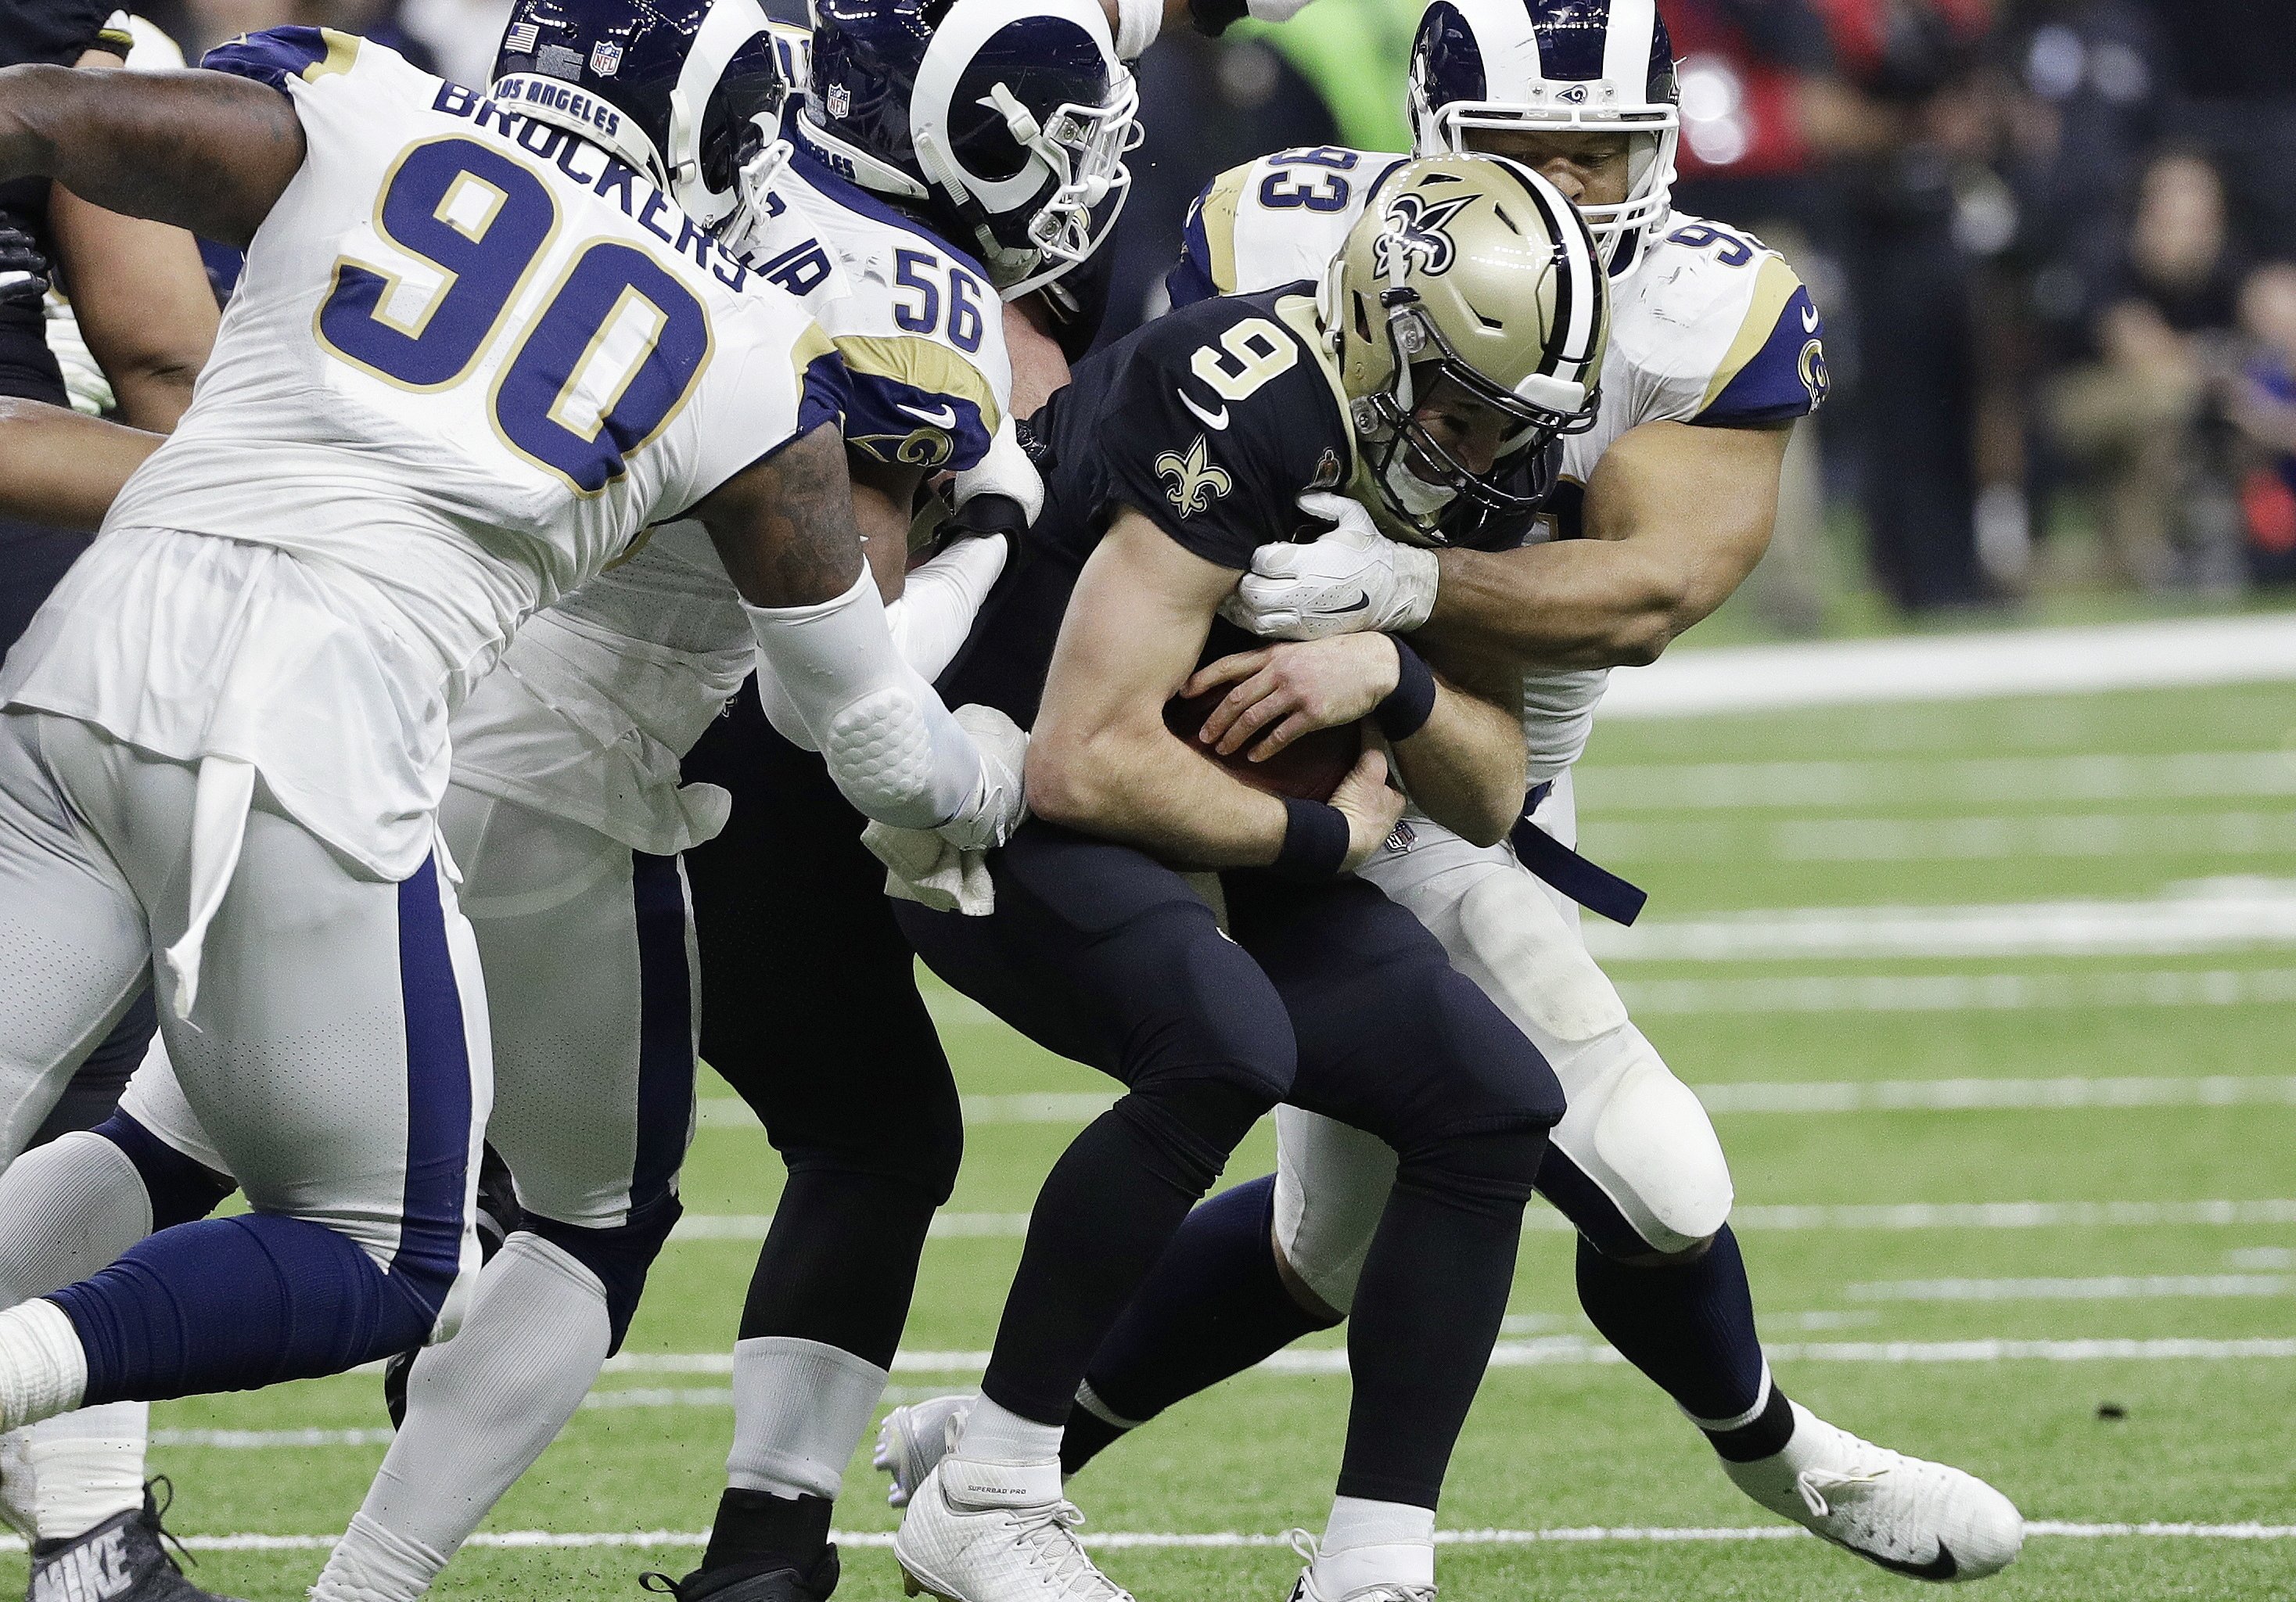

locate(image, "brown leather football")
[[1162, 689, 1363, 803]]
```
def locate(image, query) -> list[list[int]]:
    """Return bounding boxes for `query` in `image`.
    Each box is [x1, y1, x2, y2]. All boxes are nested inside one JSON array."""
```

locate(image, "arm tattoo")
[[706, 424, 869, 607]]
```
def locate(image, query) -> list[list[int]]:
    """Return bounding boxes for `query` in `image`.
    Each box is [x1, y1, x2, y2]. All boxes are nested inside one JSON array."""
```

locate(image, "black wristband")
[[1374, 636, 1439, 742], [1188, 0, 1249, 33], [1274, 796, 1350, 878]]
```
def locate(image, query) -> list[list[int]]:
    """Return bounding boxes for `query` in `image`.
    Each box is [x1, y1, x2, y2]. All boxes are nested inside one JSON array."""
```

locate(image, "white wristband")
[[1113, 0, 1162, 59], [746, 566, 984, 830], [1245, 0, 1316, 20]]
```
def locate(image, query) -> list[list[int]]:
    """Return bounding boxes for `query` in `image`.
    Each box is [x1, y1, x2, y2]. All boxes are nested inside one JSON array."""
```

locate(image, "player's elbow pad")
[[746, 568, 984, 831], [886, 533, 1008, 683]]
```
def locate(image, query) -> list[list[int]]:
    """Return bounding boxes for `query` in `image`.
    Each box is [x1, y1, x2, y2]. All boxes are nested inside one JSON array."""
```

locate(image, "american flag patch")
[[503, 21, 538, 53]]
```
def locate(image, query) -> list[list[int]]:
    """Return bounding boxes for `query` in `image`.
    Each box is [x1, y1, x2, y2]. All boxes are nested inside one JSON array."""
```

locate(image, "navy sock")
[[1574, 1223, 1768, 1424], [1066, 1176, 1337, 1475], [52, 1213, 444, 1403]]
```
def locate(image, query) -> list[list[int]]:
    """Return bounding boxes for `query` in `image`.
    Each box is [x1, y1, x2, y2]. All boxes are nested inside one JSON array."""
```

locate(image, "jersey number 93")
[[317, 137, 713, 494]]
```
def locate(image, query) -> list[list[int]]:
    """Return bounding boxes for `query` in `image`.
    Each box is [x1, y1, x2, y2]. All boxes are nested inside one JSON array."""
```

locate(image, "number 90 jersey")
[[1171, 145, 1829, 778], [107, 29, 845, 688]]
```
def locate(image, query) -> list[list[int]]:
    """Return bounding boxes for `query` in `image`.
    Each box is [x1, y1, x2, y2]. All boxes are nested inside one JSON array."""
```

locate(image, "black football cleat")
[[638, 1546, 840, 1602], [26, 1480, 250, 1602]]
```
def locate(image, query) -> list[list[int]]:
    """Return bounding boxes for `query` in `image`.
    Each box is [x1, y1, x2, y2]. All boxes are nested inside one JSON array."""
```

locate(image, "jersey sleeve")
[[681, 314, 850, 514], [1165, 164, 1252, 311], [201, 23, 361, 91], [836, 331, 1003, 476], [1098, 310, 1341, 571], [1688, 256, 1828, 428]]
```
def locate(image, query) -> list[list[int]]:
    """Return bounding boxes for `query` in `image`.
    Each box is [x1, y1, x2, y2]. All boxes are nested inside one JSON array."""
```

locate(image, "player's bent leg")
[[0, 734, 493, 1425], [677, 715, 955, 1600], [889, 823, 1292, 1602]]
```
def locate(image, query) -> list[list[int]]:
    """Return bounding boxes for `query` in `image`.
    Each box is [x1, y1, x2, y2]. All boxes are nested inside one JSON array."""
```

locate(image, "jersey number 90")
[[317, 138, 712, 494]]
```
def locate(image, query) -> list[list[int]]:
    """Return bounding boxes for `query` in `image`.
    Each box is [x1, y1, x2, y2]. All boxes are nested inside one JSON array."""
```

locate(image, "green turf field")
[[8, 676, 2293, 1600]]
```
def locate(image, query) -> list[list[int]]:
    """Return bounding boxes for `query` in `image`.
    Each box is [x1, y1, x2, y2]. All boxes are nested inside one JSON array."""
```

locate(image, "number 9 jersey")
[[14, 27, 846, 878]]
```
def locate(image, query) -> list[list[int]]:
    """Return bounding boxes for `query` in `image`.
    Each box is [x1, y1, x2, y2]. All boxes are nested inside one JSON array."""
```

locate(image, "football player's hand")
[[0, 222, 50, 310], [1220, 491, 1439, 641], [934, 702, 1030, 855], [1182, 633, 1399, 761], [1331, 748, 1405, 873]]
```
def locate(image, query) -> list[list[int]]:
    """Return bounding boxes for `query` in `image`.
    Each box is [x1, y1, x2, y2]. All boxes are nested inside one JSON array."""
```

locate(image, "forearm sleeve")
[[746, 567, 986, 830], [885, 533, 1008, 682]]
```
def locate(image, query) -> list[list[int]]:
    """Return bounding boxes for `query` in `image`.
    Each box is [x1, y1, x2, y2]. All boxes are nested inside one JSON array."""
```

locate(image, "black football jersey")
[[938, 284, 1356, 727], [0, 0, 118, 402]]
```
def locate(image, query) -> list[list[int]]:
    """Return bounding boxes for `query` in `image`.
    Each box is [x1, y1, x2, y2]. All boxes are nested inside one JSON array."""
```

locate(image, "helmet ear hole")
[[1352, 289, 1373, 343]]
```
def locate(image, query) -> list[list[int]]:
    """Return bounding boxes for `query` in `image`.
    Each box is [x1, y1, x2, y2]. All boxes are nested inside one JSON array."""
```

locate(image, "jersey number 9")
[[318, 138, 713, 494]]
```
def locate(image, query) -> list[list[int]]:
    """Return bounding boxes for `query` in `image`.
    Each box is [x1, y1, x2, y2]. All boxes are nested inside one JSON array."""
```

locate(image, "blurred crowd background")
[[125, 0, 2296, 628]]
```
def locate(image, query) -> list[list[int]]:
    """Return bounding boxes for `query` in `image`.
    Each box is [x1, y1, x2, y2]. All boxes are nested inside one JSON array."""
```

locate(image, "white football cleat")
[[893, 1457, 1133, 1601], [1281, 1530, 1436, 1602], [1723, 1403, 2024, 1581], [876, 1394, 975, 1509]]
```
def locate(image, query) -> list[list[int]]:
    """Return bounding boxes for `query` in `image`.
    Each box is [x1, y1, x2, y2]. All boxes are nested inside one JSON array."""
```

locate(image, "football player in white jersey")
[[879, 0, 2025, 1587], [0, 6, 1026, 1501]]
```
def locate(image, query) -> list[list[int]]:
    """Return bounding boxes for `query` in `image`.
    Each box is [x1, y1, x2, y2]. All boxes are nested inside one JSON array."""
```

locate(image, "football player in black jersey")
[[884, 155, 1608, 1602]]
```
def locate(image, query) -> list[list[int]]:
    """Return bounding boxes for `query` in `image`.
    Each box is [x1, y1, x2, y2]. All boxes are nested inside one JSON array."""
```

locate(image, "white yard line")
[[1586, 810, 2296, 864], [12, 1522, 2288, 1551], [1845, 1275, 2291, 1302], [1577, 752, 2296, 812], [1598, 613, 2296, 718], [1691, 1075, 2296, 1112], [1620, 969, 2296, 1014], [670, 1197, 2296, 1246], [1583, 879, 2296, 961]]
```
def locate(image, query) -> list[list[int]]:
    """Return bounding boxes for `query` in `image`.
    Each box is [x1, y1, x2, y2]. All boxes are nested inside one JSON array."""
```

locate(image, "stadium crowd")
[[124, 0, 2296, 620]]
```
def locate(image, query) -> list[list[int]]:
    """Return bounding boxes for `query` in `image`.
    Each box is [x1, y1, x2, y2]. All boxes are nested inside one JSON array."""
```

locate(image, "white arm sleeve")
[[886, 534, 1008, 682], [746, 567, 986, 831]]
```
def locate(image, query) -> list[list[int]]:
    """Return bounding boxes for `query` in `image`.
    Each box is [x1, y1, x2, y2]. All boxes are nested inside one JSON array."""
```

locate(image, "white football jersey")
[[453, 136, 1016, 853], [2, 29, 841, 877], [1173, 146, 1828, 780]]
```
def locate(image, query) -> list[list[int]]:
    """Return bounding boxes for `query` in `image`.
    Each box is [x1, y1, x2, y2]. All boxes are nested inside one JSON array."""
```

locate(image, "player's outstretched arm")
[[0, 64, 305, 250], [0, 397, 157, 532], [1031, 508, 1400, 871], [1184, 635, 1529, 848], [695, 422, 868, 608], [1421, 420, 1791, 668]]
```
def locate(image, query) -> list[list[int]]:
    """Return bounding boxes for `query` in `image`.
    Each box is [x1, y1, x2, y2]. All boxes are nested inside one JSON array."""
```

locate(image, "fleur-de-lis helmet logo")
[[1155, 433, 1232, 517], [1371, 191, 1475, 278]]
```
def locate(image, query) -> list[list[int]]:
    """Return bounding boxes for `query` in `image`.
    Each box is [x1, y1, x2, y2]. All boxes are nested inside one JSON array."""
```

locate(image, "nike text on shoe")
[[27, 1482, 250, 1602], [875, 1395, 974, 1510], [637, 1547, 840, 1602], [1723, 1403, 2025, 1582], [893, 1459, 1133, 1601]]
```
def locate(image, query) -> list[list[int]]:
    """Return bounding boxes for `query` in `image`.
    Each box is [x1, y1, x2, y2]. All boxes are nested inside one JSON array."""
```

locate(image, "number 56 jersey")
[[4, 28, 844, 879]]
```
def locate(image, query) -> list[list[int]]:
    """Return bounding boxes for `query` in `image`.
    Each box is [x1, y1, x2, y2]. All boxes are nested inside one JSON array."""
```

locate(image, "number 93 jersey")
[[107, 28, 843, 681], [1171, 144, 1828, 778]]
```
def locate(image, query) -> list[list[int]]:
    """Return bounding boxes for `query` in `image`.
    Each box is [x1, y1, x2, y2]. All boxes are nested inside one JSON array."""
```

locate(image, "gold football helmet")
[[1327, 153, 1608, 545]]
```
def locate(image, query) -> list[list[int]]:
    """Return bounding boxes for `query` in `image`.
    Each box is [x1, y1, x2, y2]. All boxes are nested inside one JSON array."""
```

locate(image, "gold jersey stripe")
[[1699, 253, 1802, 415], [302, 27, 361, 81], [832, 332, 1003, 439]]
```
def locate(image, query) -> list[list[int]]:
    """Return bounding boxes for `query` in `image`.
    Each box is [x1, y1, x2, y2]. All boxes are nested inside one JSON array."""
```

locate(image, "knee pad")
[[1272, 1108, 1396, 1315], [93, 1112, 233, 1230], [1394, 1122, 1549, 1219], [521, 1194, 682, 1353], [1114, 1076, 1274, 1198], [1552, 1031, 1732, 1256], [774, 1063, 965, 1206]]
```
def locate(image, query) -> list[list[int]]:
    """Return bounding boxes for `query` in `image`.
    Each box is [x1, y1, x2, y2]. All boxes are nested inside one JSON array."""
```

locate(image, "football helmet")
[[1327, 154, 1608, 547], [490, 0, 787, 228], [799, 0, 1139, 298], [1409, 0, 1680, 277]]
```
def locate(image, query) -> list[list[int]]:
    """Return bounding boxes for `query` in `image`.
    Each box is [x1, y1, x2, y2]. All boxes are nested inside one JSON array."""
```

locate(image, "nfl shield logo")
[[827, 82, 851, 119], [591, 41, 623, 77]]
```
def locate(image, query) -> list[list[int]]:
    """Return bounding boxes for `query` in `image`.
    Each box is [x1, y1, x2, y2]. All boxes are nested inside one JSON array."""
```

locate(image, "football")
[[1162, 688, 1364, 803]]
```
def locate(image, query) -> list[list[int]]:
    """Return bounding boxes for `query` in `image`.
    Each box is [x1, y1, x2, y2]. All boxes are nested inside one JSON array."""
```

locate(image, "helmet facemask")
[[664, 0, 785, 228]]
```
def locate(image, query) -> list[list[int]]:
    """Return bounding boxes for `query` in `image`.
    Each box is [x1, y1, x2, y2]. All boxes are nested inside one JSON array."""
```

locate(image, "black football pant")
[[679, 679, 963, 1369], [896, 820, 1566, 1508]]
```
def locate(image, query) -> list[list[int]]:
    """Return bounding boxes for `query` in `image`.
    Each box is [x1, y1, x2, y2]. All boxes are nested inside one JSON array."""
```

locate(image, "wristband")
[[1274, 796, 1350, 878], [1188, 0, 1248, 35], [1112, 0, 1162, 58], [1374, 636, 1438, 742]]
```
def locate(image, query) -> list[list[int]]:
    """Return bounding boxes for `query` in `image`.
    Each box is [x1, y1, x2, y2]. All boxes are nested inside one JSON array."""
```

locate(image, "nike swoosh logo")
[[1311, 591, 1371, 616], [1180, 391, 1231, 430], [1802, 304, 1821, 333], [1863, 1541, 1957, 1580], [900, 402, 959, 428]]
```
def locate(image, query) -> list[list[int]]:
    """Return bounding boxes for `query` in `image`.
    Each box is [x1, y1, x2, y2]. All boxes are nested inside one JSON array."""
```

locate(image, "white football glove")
[[1220, 491, 1439, 642], [933, 702, 1029, 856]]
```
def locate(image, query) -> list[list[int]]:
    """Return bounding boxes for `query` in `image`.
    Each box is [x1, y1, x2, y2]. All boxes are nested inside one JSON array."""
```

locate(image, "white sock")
[[0, 1303, 88, 1434], [943, 1397, 1063, 1507], [951, 1395, 1062, 1467], [725, 1335, 888, 1500], [9, 1402, 148, 1541], [0, 1131, 155, 1307], [1313, 1496, 1435, 1593], [312, 1233, 610, 1602]]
